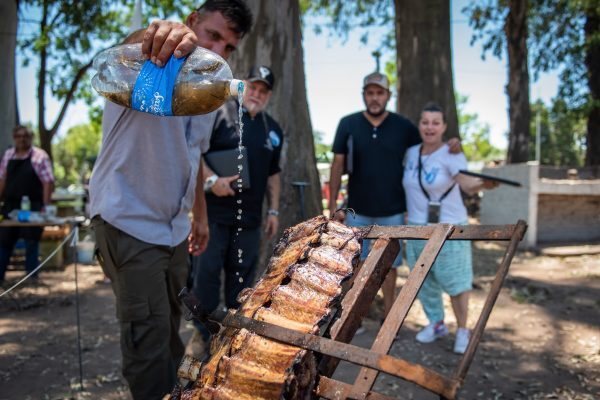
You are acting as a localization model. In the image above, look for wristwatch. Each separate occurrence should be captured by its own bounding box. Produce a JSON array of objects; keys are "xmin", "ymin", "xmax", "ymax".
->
[
  {"xmin": 204, "ymin": 174, "xmax": 219, "ymax": 192},
  {"xmin": 267, "ymin": 209, "xmax": 279, "ymax": 217}
]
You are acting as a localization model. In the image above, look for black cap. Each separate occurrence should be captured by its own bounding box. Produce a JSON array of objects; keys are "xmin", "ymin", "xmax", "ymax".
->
[{"xmin": 246, "ymin": 65, "xmax": 275, "ymax": 90}]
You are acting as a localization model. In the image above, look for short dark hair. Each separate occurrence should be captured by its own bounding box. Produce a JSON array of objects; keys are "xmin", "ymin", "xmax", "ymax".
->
[
  {"xmin": 197, "ymin": 0, "xmax": 253, "ymax": 37},
  {"xmin": 421, "ymin": 102, "xmax": 446, "ymax": 123},
  {"xmin": 13, "ymin": 125, "xmax": 33, "ymax": 136}
]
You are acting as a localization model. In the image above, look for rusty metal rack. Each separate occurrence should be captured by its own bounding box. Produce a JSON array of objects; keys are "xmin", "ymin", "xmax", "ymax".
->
[
  {"xmin": 314, "ymin": 221, "xmax": 528, "ymax": 400},
  {"xmin": 183, "ymin": 221, "xmax": 527, "ymax": 399}
]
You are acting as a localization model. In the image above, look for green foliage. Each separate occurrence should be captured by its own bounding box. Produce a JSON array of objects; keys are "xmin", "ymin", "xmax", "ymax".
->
[
  {"xmin": 384, "ymin": 60, "xmax": 397, "ymax": 89},
  {"xmin": 529, "ymin": 99, "xmax": 586, "ymax": 166},
  {"xmin": 456, "ymin": 94, "xmax": 504, "ymax": 161},
  {"xmin": 463, "ymin": 0, "xmax": 593, "ymax": 110},
  {"xmin": 313, "ymin": 130, "xmax": 332, "ymax": 163},
  {"xmin": 52, "ymin": 122, "xmax": 101, "ymax": 186},
  {"xmin": 302, "ymin": 0, "xmax": 394, "ymax": 49}
]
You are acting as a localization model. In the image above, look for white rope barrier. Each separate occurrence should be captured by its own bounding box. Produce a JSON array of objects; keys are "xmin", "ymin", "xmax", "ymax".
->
[{"xmin": 0, "ymin": 226, "xmax": 78, "ymax": 298}]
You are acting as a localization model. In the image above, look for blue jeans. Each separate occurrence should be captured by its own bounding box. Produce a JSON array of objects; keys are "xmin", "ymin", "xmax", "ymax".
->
[
  {"xmin": 191, "ymin": 222, "xmax": 262, "ymax": 341},
  {"xmin": 346, "ymin": 213, "xmax": 404, "ymax": 267},
  {"xmin": 0, "ymin": 239, "xmax": 40, "ymax": 282}
]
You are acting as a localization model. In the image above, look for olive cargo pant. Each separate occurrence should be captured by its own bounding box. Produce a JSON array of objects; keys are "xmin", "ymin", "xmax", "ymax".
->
[{"xmin": 93, "ymin": 217, "xmax": 188, "ymax": 400}]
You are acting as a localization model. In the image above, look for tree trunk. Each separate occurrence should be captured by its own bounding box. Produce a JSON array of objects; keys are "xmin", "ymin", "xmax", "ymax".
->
[
  {"xmin": 228, "ymin": 0, "xmax": 322, "ymax": 272},
  {"xmin": 395, "ymin": 0, "xmax": 459, "ymax": 139},
  {"xmin": 0, "ymin": 0, "xmax": 19, "ymax": 152},
  {"xmin": 584, "ymin": 4, "xmax": 600, "ymax": 166},
  {"xmin": 505, "ymin": 0, "xmax": 531, "ymax": 164}
]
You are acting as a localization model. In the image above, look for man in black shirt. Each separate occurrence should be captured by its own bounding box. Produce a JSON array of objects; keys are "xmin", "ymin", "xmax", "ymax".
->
[
  {"xmin": 329, "ymin": 72, "xmax": 462, "ymax": 321},
  {"xmin": 189, "ymin": 65, "xmax": 283, "ymax": 354},
  {"xmin": 329, "ymin": 72, "xmax": 420, "ymax": 320}
]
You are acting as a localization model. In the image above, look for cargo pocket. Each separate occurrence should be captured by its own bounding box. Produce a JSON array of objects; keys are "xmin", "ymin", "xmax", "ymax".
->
[{"xmin": 120, "ymin": 301, "xmax": 151, "ymax": 351}]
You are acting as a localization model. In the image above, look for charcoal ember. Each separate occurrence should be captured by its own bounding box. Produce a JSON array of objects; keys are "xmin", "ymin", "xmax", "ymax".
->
[{"xmin": 173, "ymin": 216, "xmax": 362, "ymax": 399}]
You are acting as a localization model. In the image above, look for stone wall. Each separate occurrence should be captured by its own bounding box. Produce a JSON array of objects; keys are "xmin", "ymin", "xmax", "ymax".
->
[
  {"xmin": 480, "ymin": 162, "xmax": 600, "ymax": 248},
  {"xmin": 537, "ymin": 194, "xmax": 600, "ymax": 242}
]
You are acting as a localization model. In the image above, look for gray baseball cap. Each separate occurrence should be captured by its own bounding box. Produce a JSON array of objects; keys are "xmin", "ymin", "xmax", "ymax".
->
[{"xmin": 363, "ymin": 72, "xmax": 390, "ymax": 90}]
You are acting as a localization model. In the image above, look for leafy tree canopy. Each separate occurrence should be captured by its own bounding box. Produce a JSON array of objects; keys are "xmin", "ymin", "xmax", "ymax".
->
[
  {"xmin": 529, "ymin": 99, "xmax": 586, "ymax": 166},
  {"xmin": 456, "ymin": 93, "xmax": 504, "ymax": 161},
  {"xmin": 301, "ymin": 0, "xmax": 394, "ymax": 49},
  {"xmin": 463, "ymin": 0, "xmax": 595, "ymax": 110},
  {"xmin": 52, "ymin": 121, "xmax": 101, "ymax": 186}
]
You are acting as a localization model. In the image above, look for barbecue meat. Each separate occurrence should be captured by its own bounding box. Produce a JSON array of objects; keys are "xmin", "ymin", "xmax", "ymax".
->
[{"xmin": 171, "ymin": 216, "xmax": 362, "ymax": 399}]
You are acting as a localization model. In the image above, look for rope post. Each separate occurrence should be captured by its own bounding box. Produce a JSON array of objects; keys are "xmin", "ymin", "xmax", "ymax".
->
[{"xmin": 70, "ymin": 225, "xmax": 85, "ymax": 391}]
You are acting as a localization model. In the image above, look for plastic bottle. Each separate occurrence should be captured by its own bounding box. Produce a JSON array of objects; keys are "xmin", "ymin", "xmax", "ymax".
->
[
  {"xmin": 18, "ymin": 196, "xmax": 31, "ymax": 222},
  {"xmin": 20, "ymin": 196, "xmax": 31, "ymax": 211},
  {"xmin": 91, "ymin": 43, "xmax": 243, "ymax": 116}
]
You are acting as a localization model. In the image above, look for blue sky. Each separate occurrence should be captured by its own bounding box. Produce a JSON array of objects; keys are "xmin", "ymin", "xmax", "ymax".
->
[{"xmin": 16, "ymin": 0, "xmax": 559, "ymax": 150}]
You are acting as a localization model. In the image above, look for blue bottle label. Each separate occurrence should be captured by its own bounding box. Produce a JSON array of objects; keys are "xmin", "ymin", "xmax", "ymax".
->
[{"xmin": 131, "ymin": 55, "xmax": 187, "ymax": 116}]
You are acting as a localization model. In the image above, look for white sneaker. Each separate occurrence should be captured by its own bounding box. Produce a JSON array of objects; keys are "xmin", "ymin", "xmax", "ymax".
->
[
  {"xmin": 454, "ymin": 328, "xmax": 470, "ymax": 354},
  {"xmin": 415, "ymin": 321, "xmax": 448, "ymax": 343}
]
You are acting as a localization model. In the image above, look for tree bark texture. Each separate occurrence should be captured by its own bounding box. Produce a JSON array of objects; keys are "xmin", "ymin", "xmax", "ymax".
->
[
  {"xmin": 584, "ymin": 4, "xmax": 600, "ymax": 166},
  {"xmin": 0, "ymin": 0, "xmax": 19, "ymax": 152},
  {"xmin": 395, "ymin": 0, "xmax": 459, "ymax": 139},
  {"xmin": 504, "ymin": 0, "xmax": 531, "ymax": 164},
  {"xmin": 227, "ymin": 0, "xmax": 322, "ymax": 272}
]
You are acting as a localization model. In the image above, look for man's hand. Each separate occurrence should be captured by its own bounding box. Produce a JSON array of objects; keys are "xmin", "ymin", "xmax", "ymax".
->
[
  {"xmin": 330, "ymin": 209, "xmax": 346, "ymax": 223},
  {"xmin": 211, "ymin": 175, "xmax": 239, "ymax": 197},
  {"xmin": 447, "ymin": 137, "xmax": 463, "ymax": 154},
  {"xmin": 142, "ymin": 20, "xmax": 199, "ymax": 66},
  {"xmin": 188, "ymin": 219, "xmax": 209, "ymax": 256},
  {"xmin": 264, "ymin": 215, "xmax": 279, "ymax": 240}
]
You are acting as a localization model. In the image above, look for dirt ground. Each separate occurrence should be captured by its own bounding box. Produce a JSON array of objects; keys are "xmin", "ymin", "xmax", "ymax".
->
[{"xmin": 0, "ymin": 240, "xmax": 598, "ymax": 400}]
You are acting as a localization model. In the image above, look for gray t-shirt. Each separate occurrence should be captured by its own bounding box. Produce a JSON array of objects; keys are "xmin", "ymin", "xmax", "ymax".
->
[{"xmin": 89, "ymin": 102, "xmax": 214, "ymax": 246}]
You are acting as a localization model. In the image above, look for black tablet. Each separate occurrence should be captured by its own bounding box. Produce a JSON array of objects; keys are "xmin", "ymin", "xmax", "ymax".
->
[
  {"xmin": 458, "ymin": 170, "xmax": 522, "ymax": 187},
  {"xmin": 204, "ymin": 147, "xmax": 251, "ymax": 189}
]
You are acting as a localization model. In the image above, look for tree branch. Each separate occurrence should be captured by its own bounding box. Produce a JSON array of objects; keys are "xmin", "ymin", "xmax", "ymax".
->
[{"xmin": 49, "ymin": 58, "xmax": 93, "ymax": 136}]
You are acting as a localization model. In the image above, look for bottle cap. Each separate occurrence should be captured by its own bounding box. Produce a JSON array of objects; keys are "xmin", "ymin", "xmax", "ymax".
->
[{"xmin": 230, "ymin": 79, "xmax": 244, "ymax": 97}]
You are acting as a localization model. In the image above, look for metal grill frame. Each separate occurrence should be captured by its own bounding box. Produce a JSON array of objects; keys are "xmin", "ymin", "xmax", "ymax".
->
[{"xmin": 313, "ymin": 221, "xmax": 528, "ymax": 400}]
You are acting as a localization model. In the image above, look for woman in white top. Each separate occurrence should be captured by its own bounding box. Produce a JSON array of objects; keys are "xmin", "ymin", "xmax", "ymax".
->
[{"xmin": 403, "ymin": 103, "xmax": 497, "ymax": 354}]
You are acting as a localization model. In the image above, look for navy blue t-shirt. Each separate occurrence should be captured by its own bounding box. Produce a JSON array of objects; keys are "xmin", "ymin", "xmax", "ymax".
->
[
  {"xmin": 332, "ymin": 112, "xmax": 421, "ymax": 217},
  {"xmin": 206, "ymin": 100, "xmax": 283, "ymax": 228}
]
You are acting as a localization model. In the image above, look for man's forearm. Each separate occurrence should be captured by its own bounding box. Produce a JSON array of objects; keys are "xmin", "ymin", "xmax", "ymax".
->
[
  {"xmin": 43, "ymin": 182, "xmax": 53, "ymax": 206},
  {"xmin": 266, "ymin": 173, "xmax": 281, "ymax": 211},
  {"xmin": 328, "ymin": 158, "xmax": 344, "ymax": 211},
  {"xmin": 193, "ymin": 163, "xmax": 208, "ymax": 221}
]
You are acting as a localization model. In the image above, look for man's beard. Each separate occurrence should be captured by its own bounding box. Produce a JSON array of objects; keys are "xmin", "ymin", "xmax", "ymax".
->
[
  {"xmin": 245, "ymin": 101, "xmax": 263, "ymax": 116},
  {"xmin": 366, "ymin": 105, "xmax": 386, "ymax": 117}
]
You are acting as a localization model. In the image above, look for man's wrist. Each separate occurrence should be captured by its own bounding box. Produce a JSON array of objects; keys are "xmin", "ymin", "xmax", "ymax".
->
[
  {"xmin": 203, "ymin": 174, "xmax": 218, "ymax": 192},
  {"xmin": 267, "ymin": 209, "xmax": 279, "ymax": 217}
]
